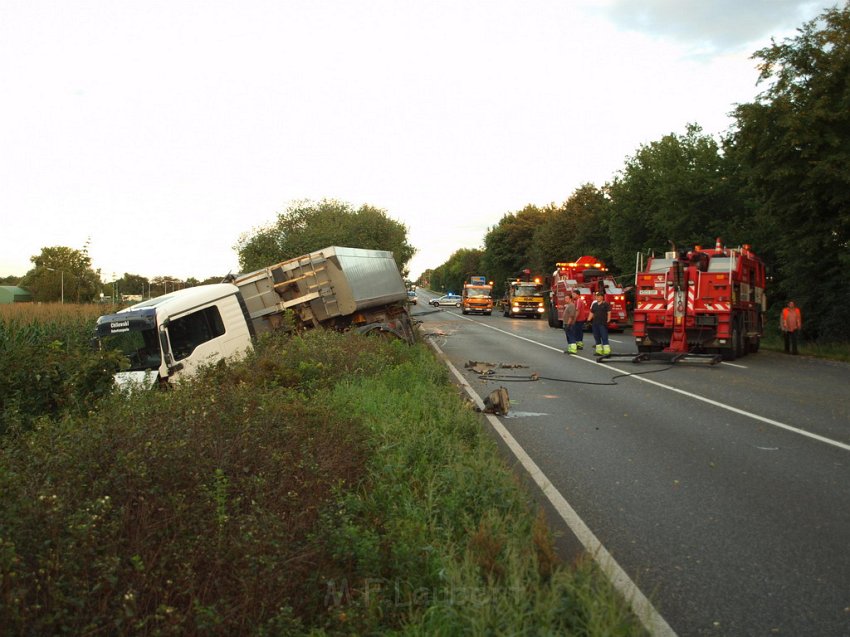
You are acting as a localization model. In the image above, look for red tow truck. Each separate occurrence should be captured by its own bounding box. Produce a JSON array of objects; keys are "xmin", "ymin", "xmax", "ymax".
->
[
  {"xmin": 631, "ymin": 239, "xmax": 766, "ymax": 362},
  {"xmin": 547, "ymin": 256, "xmax": 628, "ymax": 330}
]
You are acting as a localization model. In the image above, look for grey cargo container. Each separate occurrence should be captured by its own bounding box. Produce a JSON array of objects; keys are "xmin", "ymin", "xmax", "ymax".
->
[{"xmin": 234, "ymin": 246, "xmax": 413, "ymax": 340}]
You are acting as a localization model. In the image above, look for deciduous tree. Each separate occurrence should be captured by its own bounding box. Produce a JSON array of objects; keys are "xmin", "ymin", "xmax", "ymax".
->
[
  {"xmin": 429, "ymin": 248, "xmax": 485, "ymax": 293},
  {"xmin": 607, "ymin": 124, "xmax": 742, "ymax": 275},
  {"xmin": 20, "ymin": 246, "xmax": 102, "ymax": 303},
  {"xmin": 481, "ymin": 205, "xmax": 547, "ymax": 296},
  {"xmin": 236, "ymin": 199, "xmax": 415, "ymax": 274},
  {"xmin": 728, "ymin": 3, "xmax": 850, "ymax": 340},
  {"xmin": 530, "ymin": 184, "xmax": 613, "ymax": 276}
]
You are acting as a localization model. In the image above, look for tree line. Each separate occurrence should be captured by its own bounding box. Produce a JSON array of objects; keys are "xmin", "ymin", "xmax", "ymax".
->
[
  {"xmin": 2, "ymin": 244, "xmax": 224, "ymax": 305},
  {"xmin": 426, "ymin": 5, "xmax": 850, "ymax": 342}
]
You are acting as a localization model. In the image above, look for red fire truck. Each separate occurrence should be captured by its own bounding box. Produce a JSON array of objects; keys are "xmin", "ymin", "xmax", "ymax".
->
[
  {"xmin": 631, "ymin": 239, "xmax": 766, "ymax": 361},
  {"xmin": 547, "ymin": 256, "xmax": 628, "ymax": 330}
]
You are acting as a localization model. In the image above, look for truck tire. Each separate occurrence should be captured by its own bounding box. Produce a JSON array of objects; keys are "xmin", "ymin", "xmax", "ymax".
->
[
  {"xmin": 722, "ymin": 325, "xmax": 739, "ymax": 361},
  {"xmin": 547, "ymin": 302, "xmax": 558, "ymax": 327},
  {"xmin": 733, "ymin": 316, "xmax": 747, "ymax": 359},
  {"xmin": 737, "ymin": 324, "xmax": 748, "ymax": 359}
]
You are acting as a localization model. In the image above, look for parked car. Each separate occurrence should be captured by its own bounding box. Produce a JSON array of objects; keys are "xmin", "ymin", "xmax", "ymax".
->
[
  {"xmin": 407, "ymin": 290, "xmax": 418, "ymax": 304},
  {"xmin": 430, "ymin": 294, "xmax": 462, "ymax": 307}
]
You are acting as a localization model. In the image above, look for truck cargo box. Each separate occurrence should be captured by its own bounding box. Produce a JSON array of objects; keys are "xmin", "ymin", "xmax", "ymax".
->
[{"xmin": 235, "ymin": 246, "xmax": 408, "ymax": 333}]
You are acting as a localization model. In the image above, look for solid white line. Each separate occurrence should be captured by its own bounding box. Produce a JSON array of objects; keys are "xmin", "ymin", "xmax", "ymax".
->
[
  {"xmin": 428, "ymin": 338, "xmax": 677, "ymax": 637},
  {"xmin": 457, "ymin": 316, "xmax": 850, "ymax": 453}
]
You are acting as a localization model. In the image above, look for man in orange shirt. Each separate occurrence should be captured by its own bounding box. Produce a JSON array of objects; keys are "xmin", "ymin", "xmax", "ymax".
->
[{"xmin": 781, "ymin": 300, "xmax": 802, "ymax": 355}]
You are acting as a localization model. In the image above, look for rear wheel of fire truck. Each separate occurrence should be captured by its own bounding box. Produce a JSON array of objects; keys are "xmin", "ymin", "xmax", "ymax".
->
[
  {"xmin": 722, "ymin": 323, "xmax": 741, "ymax": 361},
  {"xmin": 735, "ymin": 317, "xmax": 748, "ymax": 359}
]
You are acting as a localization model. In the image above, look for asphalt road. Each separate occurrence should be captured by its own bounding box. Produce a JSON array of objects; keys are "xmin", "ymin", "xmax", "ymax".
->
[{"xmin": 411, "ymin": 294, "xmax": 850, "ymax": 637}]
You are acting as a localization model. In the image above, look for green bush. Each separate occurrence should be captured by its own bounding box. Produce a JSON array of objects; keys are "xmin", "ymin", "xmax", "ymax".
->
[{"xmin": 0, "ymin": 339, "xmax": 371, "ymax": 634}]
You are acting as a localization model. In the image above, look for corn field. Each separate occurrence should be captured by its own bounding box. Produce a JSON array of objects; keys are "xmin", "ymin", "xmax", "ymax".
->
[{"xmin": 0, "ymin": 303, "xmax": 124, "ymax": 433}]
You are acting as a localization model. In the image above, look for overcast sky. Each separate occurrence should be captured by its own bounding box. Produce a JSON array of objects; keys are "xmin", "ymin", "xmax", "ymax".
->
[{"xmin": 0, "ymin": 0, "xmax": 829, "ymax": 281}]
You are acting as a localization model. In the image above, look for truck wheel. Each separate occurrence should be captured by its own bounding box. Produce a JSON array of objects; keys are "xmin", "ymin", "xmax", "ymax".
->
[
  {"xmin": 722, "ymin": 325, "xmax": 739, "ymax": 361},
  {"xmin": 547, "ymin": 303, "xmax": 557, "ymax": 327},
  {"xmin": 737, "ymin": 325, "xmax": 748, "ymax": 359}
]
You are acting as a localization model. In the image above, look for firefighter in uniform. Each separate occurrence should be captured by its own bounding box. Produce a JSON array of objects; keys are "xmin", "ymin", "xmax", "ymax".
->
[
  {"xmin": 562, "ymin": 294, "xmax": 577, "ymax": 354},
  {"xmin": 573, "ymin": 291, "xmax": 588, "ymax": 350},
  {"xmin": 590, "ymin": 291, "xmax": 612, "ymax": 356}
]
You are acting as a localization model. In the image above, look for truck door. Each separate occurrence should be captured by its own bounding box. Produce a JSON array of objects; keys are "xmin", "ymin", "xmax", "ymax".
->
[{"xmin": 161, "ymin": 297, "xmax": 251, "ymax": 380}]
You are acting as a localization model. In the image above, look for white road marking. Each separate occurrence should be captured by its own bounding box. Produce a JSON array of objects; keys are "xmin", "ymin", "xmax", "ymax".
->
[
  {"xmin": 428, "ymin": 337, "xmax": 678, "ymax": 637},
  {"xmin": 453, "ymin": 314, "xmax": 850, "ymax": 453}
]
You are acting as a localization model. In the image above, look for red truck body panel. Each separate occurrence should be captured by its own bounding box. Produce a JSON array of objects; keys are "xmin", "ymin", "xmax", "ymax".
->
[
  {"xmin": 631, "ymin": 240, "xmax": 766, "ymax": 359},
  {"xmin": 548, "ymin": 256, "xmax": 627, "ymax": 330}
]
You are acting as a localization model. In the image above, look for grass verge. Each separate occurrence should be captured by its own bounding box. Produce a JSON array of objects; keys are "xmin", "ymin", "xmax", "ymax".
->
[{"xmin": 1, "ymin": 330, "xmax": 645, "ymax": 635}]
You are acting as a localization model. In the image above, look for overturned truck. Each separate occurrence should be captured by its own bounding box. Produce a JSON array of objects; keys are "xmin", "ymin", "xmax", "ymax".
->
[{"xmin": 95, "ymin": 246, "xmax": 415, "ymax": 388}]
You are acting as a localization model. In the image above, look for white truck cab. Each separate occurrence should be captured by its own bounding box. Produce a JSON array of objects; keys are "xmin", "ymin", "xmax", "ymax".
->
[{"xmin": 95, "ymin": 284, "xmax": 254, "ymax": 389}]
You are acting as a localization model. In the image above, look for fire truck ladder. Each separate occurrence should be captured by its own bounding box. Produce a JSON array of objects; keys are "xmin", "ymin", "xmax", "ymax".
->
[{"xmin": 597, "ymin": 262, "xmax": 721, "ymax": 365}]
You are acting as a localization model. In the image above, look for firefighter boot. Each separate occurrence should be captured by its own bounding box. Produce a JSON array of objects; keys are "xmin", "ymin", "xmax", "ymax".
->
[
  {"xmin": 568, "ymin": 343, "xmax": 578, "ymax": 355},
  {"xmin": 595, "ymin": 344, "xmax": 604, "ymax": 355},
  {"xmin": 602, "ymin": 344, "xmax": 611, "ymax": 355},
  {"xmin": 576, "ymin": 342, "xmax": 584, "ymax": 350}
]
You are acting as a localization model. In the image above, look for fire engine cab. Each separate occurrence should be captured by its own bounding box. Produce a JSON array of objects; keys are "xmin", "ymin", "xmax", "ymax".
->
[
  {"xmin": 547, "ymin": 256, "xmax": 627, "ymax": 330},
  {"xmin": 632, "ymin": 239, "xmax": 766, "ymax": 361}
]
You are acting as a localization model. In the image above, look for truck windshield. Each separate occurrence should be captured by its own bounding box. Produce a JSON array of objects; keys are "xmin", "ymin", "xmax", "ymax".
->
[
  {"xmin": 514, "ymin": 285, "xmax": 542, "ymax": 296},
  {"xmin": 100, "ymin": 328, "xmax": 162, "ymax": 372},
  {"xmin": 466, "ymin": 288, "xmax": 491, "ymax": 298}
]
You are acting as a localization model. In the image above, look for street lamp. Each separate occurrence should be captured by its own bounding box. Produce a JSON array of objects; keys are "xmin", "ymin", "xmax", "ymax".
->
[{"xmin": 44, "ymin": 266, "xmax": 64, "ymax": 304}]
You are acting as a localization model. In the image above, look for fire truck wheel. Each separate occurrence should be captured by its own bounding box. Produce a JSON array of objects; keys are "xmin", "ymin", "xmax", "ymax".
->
[
  {"xmin": 738, "ymin": 327, "xmax": 750, "ymax": 358},
  {"xmin": 723, "ymin": 325, "xmax": 739, "ymax": 361},
  {"xmin": 734, "ymin": 319, "xmax": 747, "ymax": 359}
]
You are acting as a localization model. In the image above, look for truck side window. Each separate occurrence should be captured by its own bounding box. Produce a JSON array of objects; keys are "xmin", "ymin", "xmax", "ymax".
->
[{"xmin": 169, "ymin": 306, "xmax": 226, "ymax": 361}]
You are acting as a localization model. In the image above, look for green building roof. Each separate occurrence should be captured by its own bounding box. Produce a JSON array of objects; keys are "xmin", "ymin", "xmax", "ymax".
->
[{"xmin": 0, "ymin": 286, "xmax": 33, "ymax": 303}]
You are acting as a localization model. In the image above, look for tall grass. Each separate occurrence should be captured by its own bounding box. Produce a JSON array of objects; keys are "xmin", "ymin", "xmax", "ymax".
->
[
  {"xmin": 315, "ymin": 342, "xmax": 644, "ymax": 635},
  {"xmin": 760, "ymin": 325, "xmax": 850, "ymax": 362}
]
